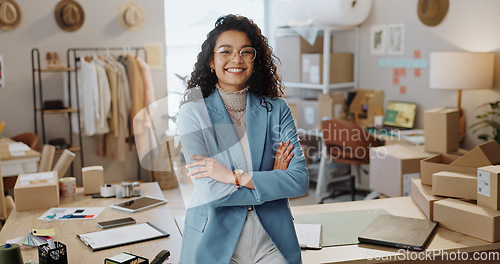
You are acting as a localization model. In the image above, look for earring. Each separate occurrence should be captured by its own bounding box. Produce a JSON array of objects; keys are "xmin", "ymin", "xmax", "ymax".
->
[{"xmin": 211, "ymin": 68, "xmax": 214, "ymax": 73}]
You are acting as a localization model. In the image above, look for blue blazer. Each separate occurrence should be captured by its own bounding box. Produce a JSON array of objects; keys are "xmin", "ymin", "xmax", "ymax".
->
[{"xmin": 178, "ymin": 89, "xmax": 309, "ymax": 264}]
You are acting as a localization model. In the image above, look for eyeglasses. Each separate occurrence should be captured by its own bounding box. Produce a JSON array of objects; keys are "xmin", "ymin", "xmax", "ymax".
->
[{"xmin": 214, "ymin": 47, "xmax": 257, "ymax": 62}]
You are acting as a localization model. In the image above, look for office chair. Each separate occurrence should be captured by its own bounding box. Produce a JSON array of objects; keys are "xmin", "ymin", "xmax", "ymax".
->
[
  {"xmin": 319, "ymin": 118, "xmax": 381, "ymax": 202},
  {"xmin": 11, "ymin": 132, "xmax": 39, "ymax": 150}
]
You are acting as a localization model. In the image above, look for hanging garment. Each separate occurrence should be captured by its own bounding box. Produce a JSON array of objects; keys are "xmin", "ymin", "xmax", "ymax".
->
[
  {"xmin": 93, "ymin": 55, "xmax": 111, "ymax": 135},
  {"xmin": 137, "ymin": 57, "xmax": 156, "ymax": 105}
]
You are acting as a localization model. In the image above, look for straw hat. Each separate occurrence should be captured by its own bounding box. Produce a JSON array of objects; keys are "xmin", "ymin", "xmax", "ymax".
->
[
  {"xmin": 0, "ymin": 0, "xmax": 22, "ymax": 31},
  {"xmin": 118, "ymin": 2, "xmax": 145, "ymax": 32},
  {"xmin": 55, "ymin": 0, "xmax": 85, "ymax": 32},
  {"xmin": 417, "ymin": 0, "xmax": 449, "ymax": 27}
]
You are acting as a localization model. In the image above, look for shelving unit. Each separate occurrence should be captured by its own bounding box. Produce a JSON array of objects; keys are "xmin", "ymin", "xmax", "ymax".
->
[
  {"xmin": 279, "ymin": 26, "xmax": 360, "ymax": 201},
  {"xmin": 31, "ymin": 48, "xmax": 84, "ymax": 175},
  {"xmin": 283, "ymin": 26, "xmax": 359, "ymax": 94}
]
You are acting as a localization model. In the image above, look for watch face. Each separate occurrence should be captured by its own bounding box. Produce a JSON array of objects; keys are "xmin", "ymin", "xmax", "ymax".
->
[{"xmin": 235, "ymin": 169, "xmax": 243, "ymax": 174}]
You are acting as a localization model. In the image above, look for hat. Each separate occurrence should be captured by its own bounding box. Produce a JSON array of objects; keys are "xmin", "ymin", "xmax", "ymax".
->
[
  {"xmin": 417, "ymin": 0, "xmax": 449, "ymax": 27},
  {"xmin": 118, "ymin": 2, "xmax": 145, "ymax": 32},
  {"xmin": 54, "ymin": 0, "xmax": 85, "ymax": 32},
  {"xmin": 0, "ymin": 0, "xmax": 22, "ymax": 31}
]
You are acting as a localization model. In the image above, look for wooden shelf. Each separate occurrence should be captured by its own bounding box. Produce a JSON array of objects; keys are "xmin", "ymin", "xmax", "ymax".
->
[
  {"xmin": 55, "ymin": 146, "xmax": 81, "ymax": 154},
  {"xmin": 37, "ymin": 108, "xmax": 79, "ymax": 114},
  {"xmin": 284, "ymin": 81, "xmax": 355, "ymax": 90},
  {"xmin": 34, "ymin": 67, "xmax": 75, "ymax": 72}
]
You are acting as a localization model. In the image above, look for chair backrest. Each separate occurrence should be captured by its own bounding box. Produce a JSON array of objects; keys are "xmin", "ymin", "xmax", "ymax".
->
[
  {"xmin": 11, "ymin": 132, "xmax": 39, "ymax": 150},
  {"xmin": 321, "ymin": 119, "xmax": 380, "ymax": 164}
]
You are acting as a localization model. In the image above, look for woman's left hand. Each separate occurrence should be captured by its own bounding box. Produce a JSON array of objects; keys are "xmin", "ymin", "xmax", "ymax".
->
[{"xmin": 186, "ymin": 155, "xmax": 235, "ymax": 184}]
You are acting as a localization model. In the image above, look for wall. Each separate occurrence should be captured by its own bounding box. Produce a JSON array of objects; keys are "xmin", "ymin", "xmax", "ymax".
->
[
  {"xmin": 0, "ymin": 0, "xmax": 167, "ymax": 184},
  {"xmin": 269, "ymin": 0, "xmax": 500, "ymax": 149}
]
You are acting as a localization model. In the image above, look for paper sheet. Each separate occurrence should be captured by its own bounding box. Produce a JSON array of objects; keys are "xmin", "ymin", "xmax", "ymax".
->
[
  {"xmin": 78, "ymin": 222, "xmax": 169, "ymax": 251},
  {"xmin": 294, "ymin": 223, "xmax": 322, "ymax": 249},
  {"xmin": 38, "ymin": 207, "xmax": 105, "ymax": 220}
]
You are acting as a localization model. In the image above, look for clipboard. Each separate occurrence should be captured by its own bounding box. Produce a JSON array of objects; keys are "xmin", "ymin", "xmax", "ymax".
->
[{"xmin": 77, "ymin": 222, "xmax": 169, "ymax": 251}]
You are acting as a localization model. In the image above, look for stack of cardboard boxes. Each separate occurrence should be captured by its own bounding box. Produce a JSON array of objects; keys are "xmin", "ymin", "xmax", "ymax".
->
[{"xmin": 412, "ymin": 140, "xmax": 500, "ymax": 242}]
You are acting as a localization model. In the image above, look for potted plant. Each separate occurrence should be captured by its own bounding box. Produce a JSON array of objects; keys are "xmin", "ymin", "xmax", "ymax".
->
[{"xmin": 470, "ymin": 100, "xmax": 500, "ymax": 144}]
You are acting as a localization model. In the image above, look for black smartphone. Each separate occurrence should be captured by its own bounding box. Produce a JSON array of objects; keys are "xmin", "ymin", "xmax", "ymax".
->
[{"xmin": 97, "ymin": 217, "xmax": 136, "ymax": 229}]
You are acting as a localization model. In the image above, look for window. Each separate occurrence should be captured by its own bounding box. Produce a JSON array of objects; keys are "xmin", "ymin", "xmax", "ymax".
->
[{"xmin": 164, "ymin": 0, "xmax": 266, "ymax": 130}]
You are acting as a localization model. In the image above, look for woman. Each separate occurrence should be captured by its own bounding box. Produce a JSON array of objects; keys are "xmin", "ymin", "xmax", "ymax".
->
[{"xmin": 178, "ymin": 14, "xmax": 309, "ymax": 264}]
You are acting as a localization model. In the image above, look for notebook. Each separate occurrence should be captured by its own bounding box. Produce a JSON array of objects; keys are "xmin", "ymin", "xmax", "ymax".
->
[
  {"xmin": 358, "ymin": 214, "xmax": 438, "ymax": 251},
  {"xmin": 294, "ymin": 223, "xmax": 322, "ymax": 249}
]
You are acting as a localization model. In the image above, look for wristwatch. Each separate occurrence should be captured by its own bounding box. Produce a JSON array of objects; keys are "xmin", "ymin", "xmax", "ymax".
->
[{"xmin": 234, "ymin": 169, "xmax": 243, "ymax": 189}]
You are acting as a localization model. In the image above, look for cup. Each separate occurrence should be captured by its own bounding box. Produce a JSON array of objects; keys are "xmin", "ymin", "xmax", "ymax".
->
[
  {"xmin": 121, "ymin": 182, "xmax": 134, "ymax": 198},
  {"xmin": 59, "ymin": 177, "xmax": 76, "ymax": 196}
]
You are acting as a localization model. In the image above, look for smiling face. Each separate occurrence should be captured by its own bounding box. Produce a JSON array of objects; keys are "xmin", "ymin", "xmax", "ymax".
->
[{"xmin": 209, "ymin": 30, "xmax": 254, "ymax": 92}]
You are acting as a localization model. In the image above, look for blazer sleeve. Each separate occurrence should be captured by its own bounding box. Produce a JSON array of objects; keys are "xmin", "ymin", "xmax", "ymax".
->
[
  {"xmin": 250, "ymin": 99, "xmax": 309, "ymax": 202},
  {"xmin": 178, "ymin": 102, "xmax": 266, "ymax": 208}
]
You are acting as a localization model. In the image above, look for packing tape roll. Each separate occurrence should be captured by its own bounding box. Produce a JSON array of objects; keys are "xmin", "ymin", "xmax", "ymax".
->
[
  {"xmin": 101, "ymin": 184, "xmax": 116, "ymax": 197},
  {"xmin": 0, "ymin": 244, "xmax": 23, "ymax": 264},
  {"xmin": 59, "ymin": 177, "xmax": 76, "ymax": 196}
]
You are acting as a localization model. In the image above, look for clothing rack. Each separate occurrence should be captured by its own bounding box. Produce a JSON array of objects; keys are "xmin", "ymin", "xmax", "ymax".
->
[{"xmin": 67, "ymin": 47, "xmax": 148, "ymax": 180}]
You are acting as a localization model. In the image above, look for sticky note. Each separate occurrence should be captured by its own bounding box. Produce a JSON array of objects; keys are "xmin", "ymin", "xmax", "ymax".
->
[
  {"xmin": 400, "ymin": 85, "xmax": 407, "ymax": 94},
  {"xmin": 400, "ymin": 68, "xmax": 406, "ymax": 76},
  {"xmin": 414, "ymin": 68, "xmax": 421, "ymax": 77},
  {"xmin": 393, "ymin": 76, "xmax": 399, "ymax": 85},
  {"xmin": 414, "ymin": 50, "xmax": 421, "ymax": 58}
]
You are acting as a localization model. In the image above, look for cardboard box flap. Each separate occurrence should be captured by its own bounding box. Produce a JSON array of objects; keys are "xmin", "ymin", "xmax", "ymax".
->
[
  {"xmin": 451, "ymin": 141, "xmax": 500, "ymax": 167},
  {"xmin": 421, "ymin": 153, "xmax": 462, "ymax": 165},
  {"xmin": 15, "ymin": 171, "xmax": 58, "ymax": 188}
]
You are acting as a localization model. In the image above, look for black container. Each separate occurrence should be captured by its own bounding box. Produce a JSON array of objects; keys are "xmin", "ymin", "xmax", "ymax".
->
[{"xmin": 38, "ymin": 241, "xmax": 68, "ymax": 264}]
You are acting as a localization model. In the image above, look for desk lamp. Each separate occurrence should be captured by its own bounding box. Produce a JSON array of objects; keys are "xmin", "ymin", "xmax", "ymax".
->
[{"xmin": 429, "ymin": 51, "xmax": 494, "ymax": 138}]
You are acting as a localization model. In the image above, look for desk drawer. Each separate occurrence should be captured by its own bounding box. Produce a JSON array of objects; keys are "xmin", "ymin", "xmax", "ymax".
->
[{"xmin": 1, "ymin": 157, "xmax": 39, "ymax": 177}]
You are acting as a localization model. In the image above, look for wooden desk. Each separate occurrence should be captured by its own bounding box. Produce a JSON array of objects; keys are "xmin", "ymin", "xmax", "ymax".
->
[
  {"xmin": 293, "ymin": 197, "xmax": 500, "ymax": 263},
  {"xmin": 0, "ymin": 182, "xmax": 182, "ymax": 263}
]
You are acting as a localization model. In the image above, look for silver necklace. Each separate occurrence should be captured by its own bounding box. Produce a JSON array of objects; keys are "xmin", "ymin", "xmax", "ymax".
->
[{"xmin": 227, "ymin": 111, "xmax": 245, "ymax": 127}]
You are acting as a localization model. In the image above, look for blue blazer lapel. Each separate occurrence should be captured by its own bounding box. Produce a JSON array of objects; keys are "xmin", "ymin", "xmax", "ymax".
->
[
  {"xmin": 205, "ymin": 91, "xmax": 248, "ymax": 172},
  {"xmin": 246, "ymin": 92, "xmax": 268, "ymax": 172}
]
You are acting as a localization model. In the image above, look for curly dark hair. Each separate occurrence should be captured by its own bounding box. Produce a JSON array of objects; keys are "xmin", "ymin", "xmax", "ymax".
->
[{"xmin": 182, "ymin": 14, "xmax": 283, "ymax": 111}]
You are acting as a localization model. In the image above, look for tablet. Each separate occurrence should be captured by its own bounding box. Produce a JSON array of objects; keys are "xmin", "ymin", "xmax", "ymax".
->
[{"xmin": 110, "ymin": 196, "xmax": 168, "ymax": 213}]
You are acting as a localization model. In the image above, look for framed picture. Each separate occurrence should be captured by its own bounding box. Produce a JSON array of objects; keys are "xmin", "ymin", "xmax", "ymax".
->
[
  {"xmin": 0, "ymin": 55, "xmax": 4, "ymax": 88},
  {"xmin": 370, "ymin": 25, "xmax": 386, "ymax": 55},
  {"xmin": 387, "ymin": 24, "xmax": 405, "ymax": 55}
]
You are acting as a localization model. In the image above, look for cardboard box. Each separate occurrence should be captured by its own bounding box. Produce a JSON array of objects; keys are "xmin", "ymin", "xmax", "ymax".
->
[
  {"xmin": 14, "ymin": 171, "xmax": 59, "ymax": 211},
  {"xmin": 317, "ymin": 92, "xmax": 345, "ymax": 124},
  {"xmin": 82, "ymin": 166, "xmax": 104, "ymax": 195},
  {"xmin": 410, "ymin": 178, "xmax": 443, "ymax": 220},
  {"xmin": 434, "ymin": 199, "xmax": 500, "ymax": 242},
  {"xmin": 452, "ymin": 140, "xmax": 500, "ymax": 167},
  {"xmin": 477, "ymin": 165, "xmax": 500, "ymax": 210},
  {"xmin": 420, "ymin": 154, "xmax": 474, "ymax": 186},
  {"xmin": 299, "ymin": 99, "xmax": 320, "ymax": 130},
  {"xmin": 432, "ymin": 171, "xmax": 477, "ymax": 200},
  {"xmin": 286, "ymin": 97, "xmax": 302, "ymax": 128},
  {"xmin": 275, "ymin": 35, "xmax": 329, "ymax": 82},
  {"xmin": 348, "ymin": 89, "xmax": 384, "ymax": 128},
  {"xmin": 301, "ymin": 53, "xmax": 354, "ymax": 84},
  {"xmin": 424, "ymin": 108, "xmax": 459, "ymax": 153},
  {"xmin": 421, "ymin": 141, "xmax": 500, "ymax": 185},
  {"xmin": 370, "ymin": 144, "xmax": 432, "ymax": 197}
]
